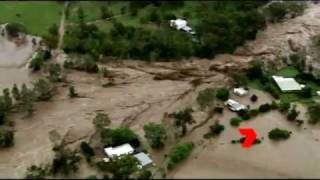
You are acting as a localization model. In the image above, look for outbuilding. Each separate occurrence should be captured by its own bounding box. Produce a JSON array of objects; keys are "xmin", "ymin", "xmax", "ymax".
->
[{"xmin": 133, "ymin": 152, "xmax": 154, "ymax": 169}]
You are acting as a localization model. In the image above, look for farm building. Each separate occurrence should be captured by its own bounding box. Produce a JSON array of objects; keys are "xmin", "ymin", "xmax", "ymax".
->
[{"xmin": 133, "ymin": 152, "xmax": 154, "ymax": 168}]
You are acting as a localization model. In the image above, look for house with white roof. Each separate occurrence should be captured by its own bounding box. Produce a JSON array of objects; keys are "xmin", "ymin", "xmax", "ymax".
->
[
  {"xmin": 272, "ymin": 76, "xmax": 304, "ymax": 92},
  {"xmin": 104, "ymin": 143, "xmax": 134, "ymax": 159}
]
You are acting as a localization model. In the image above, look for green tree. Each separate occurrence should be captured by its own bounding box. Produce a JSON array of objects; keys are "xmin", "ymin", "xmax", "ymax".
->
[
  {"xmin": 0, "ymin": 129, "xmax": 14, "ymax": 148},
  {"xmin": 29, "ymin": 56, "xmax": 44, "ymax": 72},
  {"xmin": 107, "ymin": 155, "xmax": 139, "ymax": 179},
  {"xmin": 48, "ymin": 63, "xmax": 63, "ymax": 82},
  {"xmin": 300, "ymin": 86, "xmax": 312, "ymax": 98},
  {"xmin": 80, "ymin": 141, "xmax": 95, "ymax": 162},
  {"xmin": 2, "ymin": 88, "xmax": 12, "ymax": 111},
  {"xmin": 25, "ymin": 165, "xmax": 48, "ymax": 179},
  {"xmin": 93, "ymin": 112, "xmax": 110, "ymax": 130},
  {"xmin": 143, "ymin": 122, "xmax": 166, "ymax": 149},
  {"xmin": 209, "ymin": 121, "xmax": 225, "ymax": 136},
  {"xmin": 171, "ymin": 108, "xmax": 194, "ymax": 136},
  {"xmin": 216, "ymin": 88, "xmax": 229, "ymax": 101},
  {"xmin": 48, "ymin": 23, "xmax": 58, "ymax": 36},
  {"xmin": 100, "ymin": 6, "xmax": 113, "ymax": 19},
  {"xmin": 233, "ymin": 73, "xmax": 248, "ymax": 87},
  {"xmin": 51, "ymin": 147, "xmax": 81, "ymax": 175},
  {"xmin": 11, "ymin": 84, "xmax": 21, "ymax": 101},
  {"xmin": 33, "ymin": 79, "xmax": 53, "ymax": 101},
  {"xmin": 77, "ymin": 7, "xmax": 85, "ymax": 23},
  {"xmin": 100, "ymin": 128, "xmax": 140, "ymax": 147},
  {"xmin": 5, "ymin": 22, "xmax": 27, "ymax": 37},
  {"xmin": 196, "ymin": 88, "xmax": 215, "ymax": 110},
  {"xmin": 246, "ymin": 59, "xmax": 264, "ymax": 80},
  {"xmin": 278, "ymin": 99, "xmax": 290, "ymax": 113},
  {"xmin": 287, "ymin": 105, "xmax": 300, "ymax": 121},
  {"xmin": 20, "ymin": 84, "xmax": 34, "ymax": 115},
  {"xmin": 167, "ymin": 142, "xmax": 194, "ymax": 170}
]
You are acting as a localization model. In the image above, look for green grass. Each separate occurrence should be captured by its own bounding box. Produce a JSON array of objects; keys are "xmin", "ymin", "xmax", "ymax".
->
[
  {"xmin": 274, "ymin": 67, "xmax": 300, "ymax": 78},
  {"xmin": 0, "ymin": 1, "xmax": 63, "ymax": 36}
]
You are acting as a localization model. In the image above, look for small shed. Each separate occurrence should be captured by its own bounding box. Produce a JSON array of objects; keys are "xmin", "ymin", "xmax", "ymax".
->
[
  {"xmin": 133, "ymin": 152, "xmax": 153, "ymax": 168},
  {"xmin": 104, "ymin": 143, "xmax": 134, "ymax": 159},
  {"xmin": 169, "ymin": 19, "xmax": 195, "ymax": 34}
]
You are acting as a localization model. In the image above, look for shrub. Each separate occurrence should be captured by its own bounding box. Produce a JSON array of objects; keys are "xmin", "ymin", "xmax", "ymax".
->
[
  {"xmin": 230, "ymin": 117, "xmax": 242, "ymax": 127},
  {"xmin": 233, "ymin": 73, "xmax": 248, "ymax": 87},
  {"xmin": 250, "ymin": 94, "xmax": 258, "ymax": 102},
  {"xmin": 143, "ymin": 122, "xmax": 167, "ymax": 149},
  {"xmin": 196, "ymin": 88, "xmax": 215, "ymax": 109},
  {"xmin": 246, "ymin": 59, "xmax": 264, "ymax": 80},
  {"xmin": 171, "ymin": 108, "xmax": 194, "ymax": 136},
  {"xmin": 25, "ymin": 165, "xmax": 48, "ymax": 179},
  {"xmin": 259, "ymin": 103, "xmax": 271, "ymax": 113},
  {"xmin": 216, "ymin": 88, "xmax": 229, "ymax": 101},
  {"xmin": 167, "ymin": 142, "xmax": 194, "ymax": 170},
  {"xmin": 48, "ymin": 63, "xmax": 63, "ymax": 82},
  {"xmin": 268, "ymin": 128, "xmax": 291, "ymax": 140},
  {"xmin": 11, "ymin": 83, "xmax": 21, "ymax": 101}
]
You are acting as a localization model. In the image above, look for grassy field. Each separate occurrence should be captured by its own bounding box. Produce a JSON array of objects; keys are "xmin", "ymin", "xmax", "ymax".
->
[
  {"xmin": 274, "ymin": 66, "xmax": 300, "ymax": 77},
  {"xmin": 0, "ymin": 1, "xmax": 63, "ymax": 36}
]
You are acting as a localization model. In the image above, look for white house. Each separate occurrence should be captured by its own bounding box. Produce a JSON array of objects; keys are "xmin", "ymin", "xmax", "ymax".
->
[
  {"xmin": 224, "ymin": 99, "xmax": 247, "ymax": 112},
  {"xmin": 272, "ymin": 76, "xmax": 303, "ymax": 92},
  {"xmin": 104, "ymin": 143, "xmax": 134, "ymax": 159},
  {"xmin": 133, "ymin": 152, "xmax": 154, "ymax": 169},
  {"xmin": 233, "ymin": 87, "xmax": 248, "ymax": 96},
  {"xmin": 169, "ymin": 19, "xmax": 195, "ymax": 34}
]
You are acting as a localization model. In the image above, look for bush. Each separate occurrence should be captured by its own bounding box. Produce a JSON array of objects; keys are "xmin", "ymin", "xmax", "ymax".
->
[
  {"xmin": 25, "ymin": 165, "xmax": 48, "ymax": 179},
  {"xmin": 100, "ymin": 127, "xmax": 140, "ymax": 147},
  {"xmin": 230, "ymin": 117, "xmax": 242, "ymax": 127},
  {"xmin": 250, "ymin": 94, "xmax": 258, "ymax": 102},
  {"xmin": 197, "ymin": 88, "xmax": 216, "ymax": 110},
  {"xmin": 259, "ymin": 103, "xmax": 271, "ymax": 113},
  {"xmin": 51, "ymin": 148, "xmax": 81, "ymax": 175},
  {"xmin": 233, "ymin": 73, "xmax": 248, "ymax": 87},
  {"xmin": 68, "ymin": 86, "xmax": 78, "ymax": 98},
  {"xmin": 167, "ymin": 142, "xmax": 194, "ymax": 170},
  {"xmin": 268, "ymin": 128, "xmax": 291, "ymax": 140},
  {"xmin": 270, "ymin": 101, "xmax": 279, "ymax": 110},
  {"xmin": 171, "ymin": 108, "xmax": 194, "ymax": 136},
  {"xmin": 246, "ymin": 59, "xmax": 264, "ymax": 80},
  {"xmin": 48, "ymin": 63, "xmax": 63, "ymax": 82},
  {"xmin": 215, "ymin": 88, "xmax": 229, "ymax": 101},
  {"xmin": 143, "ymin": 122, "xmax": 166, "ymax": 149}
]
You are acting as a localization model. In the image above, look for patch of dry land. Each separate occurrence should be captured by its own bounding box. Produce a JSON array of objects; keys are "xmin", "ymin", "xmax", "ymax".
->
[{"xmin": 2, "ymin": 2, "xmax": 320, "ymax": 179}]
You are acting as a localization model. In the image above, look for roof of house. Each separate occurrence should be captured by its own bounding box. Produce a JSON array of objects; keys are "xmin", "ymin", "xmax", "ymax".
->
[
  {"xmin": 104, "ymin": 143, "xmax": 134, "ymax": 158},
  {"xmin": 133, "ymin": 152, "xmax": 153, "ymax": 167},
  {"xmin": 272, "ymin": 76, "xmax": 303, "ymax": 91}
]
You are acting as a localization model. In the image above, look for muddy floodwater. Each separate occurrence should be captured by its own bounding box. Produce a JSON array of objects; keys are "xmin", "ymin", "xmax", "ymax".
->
[{"xmin": 0, "ymin": 35, "xmax": 37, "ymax": 91}]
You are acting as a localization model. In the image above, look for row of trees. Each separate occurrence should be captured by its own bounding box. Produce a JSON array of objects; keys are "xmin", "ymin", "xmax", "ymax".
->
[{"xmin": 62, "ymin": 2, "xmax": 267, "ymax": 61}]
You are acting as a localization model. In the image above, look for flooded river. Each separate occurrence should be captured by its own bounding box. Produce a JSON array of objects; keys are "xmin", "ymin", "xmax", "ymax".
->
[{"xmin": 0, "ymin": 31, "xmax": 38, "ymax": 91}]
